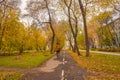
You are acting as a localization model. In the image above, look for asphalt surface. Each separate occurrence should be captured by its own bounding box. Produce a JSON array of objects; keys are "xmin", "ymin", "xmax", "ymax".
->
[{"xmin": 21, "ymin": 51, "xmax": 92, "ymax": 80}]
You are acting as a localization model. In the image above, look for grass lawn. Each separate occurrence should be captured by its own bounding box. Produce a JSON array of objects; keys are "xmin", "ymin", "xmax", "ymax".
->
[
  {"xmin": 0, "ymin": 52, "xmax": 55, "ymax": 68},
  {"xmin": 68, "ymin": 51, "xmax": 120, "ymax": 80},
  {"xmin": 0, "ymin": 70, "xmax": 23, "ymax": 80}
]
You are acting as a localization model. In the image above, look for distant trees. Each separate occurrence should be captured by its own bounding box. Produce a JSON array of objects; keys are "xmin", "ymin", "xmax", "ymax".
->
[
  {"xmin": 0, "ymin": 0, "xmax": 47, "ymax": 55},
  {"xmin": 26, "ymin": 0, "xmax": 56, "ymax": 53},
  {"xmin": 0, "ymin": 0, "xmax": 120, "ymax": 56},
  {"xmin": 61, "ymin": 0, "xmax": 80, "ymax": 55},
  {"xmin": 88, "ymin": 10, "xmax": 120, "ymax": 49}
]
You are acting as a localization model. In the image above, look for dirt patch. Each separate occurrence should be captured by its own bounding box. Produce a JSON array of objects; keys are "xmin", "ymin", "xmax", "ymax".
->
[{"xmin": 13, "ymin": 56, "xmax": 23, "ymax": 60}]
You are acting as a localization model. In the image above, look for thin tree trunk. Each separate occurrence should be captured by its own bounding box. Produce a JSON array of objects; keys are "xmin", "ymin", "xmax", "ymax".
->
[
  {"xmin": 65, "ymin": 0, "xmax": 80, "ymax": 55},
  {"xmin": 68, "ymin": 0, "xmax": 80, "ymax": 55},
  {"xmin": 68, "ymin": 37, "xmax": 74, "ymax": 51},
  {"xmin": 97, "ymin": 31, "xmax": 102, "ymax": 48},
  {"xmin": 106, "ymin": 26, "xmax": 114, "ymax": 47},
  {"xmin": 101, "ymin": 27, "xmax": 104, "ymax": 48},
  {"xmin": 73, "ymin": 14, "xmax": 80, "ymax": 55},
  {"xmin": 72, "ymin": 7, "xmax": 81, "ymax": 55},
  {"xmin": 45, "ymin": 0, "xmax": 55, "ymax": 53},
  {"xmin": 112, "ymin": 23, "xmax": 120, "ymax": 47}
]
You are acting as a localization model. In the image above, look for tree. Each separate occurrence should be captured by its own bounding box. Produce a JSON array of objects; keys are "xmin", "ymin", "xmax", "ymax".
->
[
  {"xmin": 78, "ymin": 0, "xmax": 90, "ymax": 57},
  {"xmin": 53, "ymin": 21, "xmax": 66, "ymax": 49},
  {"xmin": 94, "ymin": 11, "xmax": 114, "ymax": 48},
  {"xmin": 26, "ymin": 0, "xmax": 55, "ymax": 53},
  {"xmin": 29, "ymin": 25, "xmax": 46, "ymax": 51},
  {"xmin": 77, "ymin": 31, "xmax": 85, "ymax": 49},
  {"xmin": 0, "ymin": 0, "xmax": 22, "ymax": 54},
  {"xmin": 0, "ymin": 8, "xmax": 27, "ymax": 54},
  {"xmin": 44, "ymin": 0, "xmax": 55, "ymax": 53},
  {"xmin": 62, "ymin": 0, "xmax": 80, "ymax": 55},
  {"xmin": 0, "ymin": 0, "xmax": 14, "ymax": 51}
]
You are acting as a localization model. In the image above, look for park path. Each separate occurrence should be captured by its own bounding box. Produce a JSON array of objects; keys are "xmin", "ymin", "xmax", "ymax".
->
[
  {"xmin": 20, "ymin": 51, "xmax": 92, "ymax": 80},
  {"xmin": 80, "ymin": 50, "xmax": 120, "ymax": 56}
]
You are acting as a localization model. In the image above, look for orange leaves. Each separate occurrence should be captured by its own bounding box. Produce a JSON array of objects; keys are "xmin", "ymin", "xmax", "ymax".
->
[
  {"xmin": 68, "ymin": 51, "xmax": 120, "ymax": 79},
  {"xmin": 0, "ymin": 71, "xmax": 17, "ymax": 79},
  {"xmin": 0, "ymin": 71, "xmax": 23, "ymax": 80}
]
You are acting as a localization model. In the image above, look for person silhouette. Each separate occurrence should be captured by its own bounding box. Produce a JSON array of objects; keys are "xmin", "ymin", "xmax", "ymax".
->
[{"xmin": 54, "ymin": 42, "xmax": 61, "ymax": 58}]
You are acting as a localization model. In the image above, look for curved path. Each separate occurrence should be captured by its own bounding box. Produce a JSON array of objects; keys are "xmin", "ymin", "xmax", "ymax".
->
[{"xmin": 20, "ymin": 51, "xmax": 92, "ymax": 80}]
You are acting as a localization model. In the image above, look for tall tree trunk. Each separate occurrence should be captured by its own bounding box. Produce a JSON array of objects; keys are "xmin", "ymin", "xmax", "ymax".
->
[
  {"xmin": 68, "ymin": 37, "xmax": 74, "ymax": 51},
  {"xmin": 65, "ymin": 0, "xmax": 80, "ymax": 55},
  {"xmin": 97, "ymin": 31, "xmax": 102, "ymax": 48},
  {"xmin": 45, "ymin": 0, "xmax": 55, "ymax": 53},
  {"xmin": 78, "ymin": 0, "xmax": 89, "ymax": 57},
  {"xmin": 64, "ymin": 0, "xmax": 80, "ymax": 55},
  {"xmin": 73, "ymin": 36, "xmax": 80, "ymax": 55},
  {"xmin": 99, "ymin": 27, "xmax": 104, "ymax": 48},
  {"xmin": 73, "ymin": 13, "xmax": 80, "ymax": 55},
  {"xmin": 0, "ymin": 27, "xmax": 5, "ymax": 50},
  {"xmin": 0, "ymin": 2, "xmax": 6, "ymax": 51},
  {"xmin": 112, "ymin": 22, "xmax": 120, "ymax": 47},
  {"xmin": 106, "ymin": 26, "xmax": 114, "ymax": 47}
]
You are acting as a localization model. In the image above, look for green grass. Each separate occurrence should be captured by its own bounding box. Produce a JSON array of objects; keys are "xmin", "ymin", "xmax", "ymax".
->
[
  {"xmin": 69, "ymin": 51, "xmax": 120, "ymax": 79},
  {"xmin": 0, "ymin": 71, "xmax": 23, "ymax": 80},
  {"xmin": 0, "ymin": 52, "xmax": 55, "ymax": 68}
]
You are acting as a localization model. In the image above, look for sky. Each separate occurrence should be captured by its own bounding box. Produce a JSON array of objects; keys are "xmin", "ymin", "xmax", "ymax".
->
[
  {"xmin": 19, "ymin": 0, "xmax": 120, "ymax": 27},
  {"xmin": 19, "ymin": 0, "xmax": 32, "ymax": 26},
  {"xmin": 19, "ymin": 0, "xmax": 66, "ymax": 26},
  {"xmin": 20, "ymin": 0, "xmax": 27, "ymax": 14}
]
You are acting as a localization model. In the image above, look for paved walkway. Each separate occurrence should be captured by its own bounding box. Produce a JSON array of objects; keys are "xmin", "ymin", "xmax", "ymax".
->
[
  {"xmin": 80, "ymin": 50, "xmax": 120, "ymax": 56},
  {"xmin": 20, "ymin": 51, "xmax": 92, "ymax": 80}
]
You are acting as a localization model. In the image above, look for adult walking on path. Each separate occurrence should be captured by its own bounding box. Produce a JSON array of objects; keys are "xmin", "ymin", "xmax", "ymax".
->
[
  {"xmin": 21, "ymin": 51, "xmax": 93, "ymax": 80},
  {"xmin": 54, "ymin": 42, "xmax": 61, "ymax": 58}
]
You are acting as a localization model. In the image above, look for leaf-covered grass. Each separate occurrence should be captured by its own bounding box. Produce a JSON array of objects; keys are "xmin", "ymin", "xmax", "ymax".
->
[
  {"xmin": 68, "ymin": 51, "xmax": 120, "ymax": 79},
  {"xmin": 0, "ymin": 52, "xmax": 55, "ymax": 68},
  {"xmin": 87, "ymin": 76, "xmax": 120, "ymax": 80},
  {"xmin": 0, "ymin": 71, "xmax": 23, "ymax": 80}
]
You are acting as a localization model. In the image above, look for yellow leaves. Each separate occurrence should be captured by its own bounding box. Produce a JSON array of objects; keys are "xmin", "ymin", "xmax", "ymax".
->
[
  {"xmin": 0, "ymin": 71, "xmax": 16, "ymax": 80},
  {"xmin": 94, "ymin": 0, "xmax": 119, "ymax": 8},
  {"xmin": 68, "ymin": 50, "xmax": 87, "ymax": 67},
  {"xmin": 0, "ymin": 71, "xmax": 23, "ymax": 80},
  {"xmin": 87, "ymin": 76, "xmax": 119, "ymax": 80}
]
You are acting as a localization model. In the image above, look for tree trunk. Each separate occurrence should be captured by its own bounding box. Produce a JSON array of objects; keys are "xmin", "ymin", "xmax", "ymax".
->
[
  {"xmin": 112, "ymin": 23, "xmax": 120, "ymax": 47},
  {"xmin": 63, "ymin": 0, "xmax": 80, "ymax": 55},
  {"xmin": 0, "ymin": 24, "xmax": 6, "ymax": 51},
  {"xmin": 0, "ymin": 4, "xmax": 6, "ymax": 51},
  {"xmin": 67, "ymin": 1, "xmax": 80, "ymax": 55},
  {"xmin": 68, "ymin": 38, "xmax": 74, "ymax": 51},
  {"xmin": 73, "ymin": 9, "xmax": 80, "ymax": 55},
  {"xmin": 106, "ymin": 26, "xmax": 114, "ymax": 47},
  {"xmin": 78, "ymin": 0, "xmax": 89, "ymax": 57},
  {"xmin": 19, "ymin": 46, "xmax": 24, "ymax": 55},
  {"xmin": 73, "ymin": 36, "xmax": 80, "ymax": 55},
  {"xmin": 45, "ymin": 0, "xmax": 55, "ymax": 53}
]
